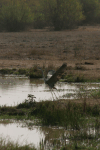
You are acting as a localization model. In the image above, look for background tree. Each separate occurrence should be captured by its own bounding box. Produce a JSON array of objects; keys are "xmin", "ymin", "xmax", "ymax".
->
[
  {"xmin": 80, "ymin": 0, "xmax": 100, "ymax": 24},
  {"xmin": 41, "ymin": 0, "xmax": 84, "ymax": 30},
  {"xmin": 0, "ymin": 0, "xmax": 33, "ymax": 31}
]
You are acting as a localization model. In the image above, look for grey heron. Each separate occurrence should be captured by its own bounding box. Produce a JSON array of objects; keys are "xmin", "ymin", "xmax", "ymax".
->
[{"xmin": 38, "ymin": 63, "xmax": 67, "ymax": 100}]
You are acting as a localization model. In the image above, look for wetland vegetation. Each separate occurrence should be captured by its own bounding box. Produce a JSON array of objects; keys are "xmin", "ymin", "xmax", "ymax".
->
[
  {"xmin": 0, "ymin": 0, "xmax": 100, "ymax": 149},
  {"xmin": 1, "ymin": 64, "xmax": 100, "ymax": 83},
  {"xmin": 0, "ymin": 66, "xmax": 100, "ymax": 149},
  {"xmin": 0, "ymin": 92, "xmax": 100, "ymax": 150}
]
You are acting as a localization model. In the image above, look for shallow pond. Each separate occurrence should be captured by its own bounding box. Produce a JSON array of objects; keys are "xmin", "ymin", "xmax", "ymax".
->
[
  {"xmin": 0, "ymin": 76, "xmax": 100, "ymax": 149},
  {"xmin": 0, "ymin": 120, "xmax": 69, "ymax": 149},
  {"xmin": 0, "ymin": 75, "xmax": 100, "ymax": 106},
  {"xmin": 0, "ymin": 121, "xmax": 44, "ymax": 148},
  {"xmin": 0, "ymin": 120, "xmax": 100, "ymax": 149}
]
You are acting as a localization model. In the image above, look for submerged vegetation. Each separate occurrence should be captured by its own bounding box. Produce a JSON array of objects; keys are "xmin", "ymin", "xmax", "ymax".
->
[{"xmin": 0, "ymin": 140, "xmax": 36, "ymax": 150}]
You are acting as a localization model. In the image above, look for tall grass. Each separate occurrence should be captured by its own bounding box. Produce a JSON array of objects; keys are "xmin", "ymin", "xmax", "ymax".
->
[
  {"xmin": 91, "ymin": 89, "xmax": 100, "ymax": 99},
  {"xmin": 30, "ymin": 100, "xmax": 100, "ymax": 128},
  {"xmin": 0, "ymin": 96, "xmax": 100, "ymax": 128},
  {"xmin": 0, "ymin": 98, "xmax": 100, "ymax": 150},
  {"xmin": 0, "ymin": 137, "xmax": 36, "ymax": 150}
]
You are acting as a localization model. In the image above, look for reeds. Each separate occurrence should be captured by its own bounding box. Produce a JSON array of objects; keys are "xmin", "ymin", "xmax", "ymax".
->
[
  {"xmin": 0, "ymin": 98, "xmax": 100, "ymax": 128},
  {"xmin": 0, "ymin": 137, "xmax": 36, "ymax": 150},
  {"xmin": 30, "ymin": 100, "xmax": 100, "ymax": 128},
  {"xmin": 0, "ymin": 99, "xmax": 100, "ymax": 150}
]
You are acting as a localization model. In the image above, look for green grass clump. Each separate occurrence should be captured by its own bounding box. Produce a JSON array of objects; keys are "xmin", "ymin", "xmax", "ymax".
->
[
  {"xmin": 17, "ymin": 94, "xmax": 36, "ymax": 109},
  {"xmin": 0, "ymin": 66, "xmax": 100, "ymax": 82},
  {"xmin": 0, "ymin": 67, "xmax": 42, "ymax": 78},
  {"xmin": 0, "ymin": 99, "xmax": 100, "ymax": 128},
  {"xmin": 0, "ymin": 105, "xmax": 26, "ymax": 116},
  {"xmin": 0, "ymin": 137, "xmax": 36, "ymax": 150},
  {"xmin": 17, "ymin": 69, "xmax": 27, "ymax": 75},
  {"xmin": 91, "ymin": 90, "xmax": 100, "ymax": 99},
  {"xmin": 64, "ymin": 74, "xmax": 86, "ymax": 82},
  {"xmin": 0, "ymin": 68, "xmax": 27, "ymax": 75},
  {"xmin": 28, "ymin": 66, "xmax": 42, "ymax": 78},
  {"xmin": 30, "ymin": 101, "xmax": 100, "ymax": 128},
  {"xmin": 0, "ymin": 69, "xmax": 16, "ymax": 74},
  {"xmin": 64, "ymin": 74, "xmax": 100, "ymax": 82}
]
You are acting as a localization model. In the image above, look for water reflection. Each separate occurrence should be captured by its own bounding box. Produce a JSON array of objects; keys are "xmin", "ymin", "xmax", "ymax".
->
[
  {"xmin": 0, "ymin": 75, "xmax": 100, "ymax": 106},
  {"xmin": 0, "ymin": 120, "xmax": 99, "ymax": 149},
  {"xmin": 0, "ymin": 121, "xmax": 44, "ymax": 147},
  {"xmin": 0, "ymin": 76, "xmax": 78, "ymax": 106},
  {"xmin": 0, "ymin": 120, "xmax": 70, "ymax": 149}
]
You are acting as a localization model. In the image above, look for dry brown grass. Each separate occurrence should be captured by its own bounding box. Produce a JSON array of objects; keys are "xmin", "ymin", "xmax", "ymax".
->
[{"xmin": 0, "ymin": 26, "xmax": 100, "ymax": 79}]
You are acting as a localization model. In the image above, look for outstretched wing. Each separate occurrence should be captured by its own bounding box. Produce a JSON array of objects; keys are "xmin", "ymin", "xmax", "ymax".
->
[
  {"xmin": 46, "ymin": 63, "xmax": 67, "ymax": 87},
  {"xmin": 46, "ymin": 70, "xmax": 55, "ymax": 80}
]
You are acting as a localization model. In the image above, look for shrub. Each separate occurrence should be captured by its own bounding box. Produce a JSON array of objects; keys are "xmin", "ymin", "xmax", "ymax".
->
[
  {"xmin": 41, "ymin": 0, "xmax": 84, "ymax": 30},
  {"xmin": 17, "ymin": 69, "xmax": 27, "ymax": 75},
  {"xmin": 33, "ymin": 13, "xmax": 46, "ymax": 29},
  {"xmin": 80, "ymin": 0, "xmax": 100, "ymax": 24},
  {"xmin": 29, "ymin": 66, "xmax": 42, "ymax": 78},
  {"xmin": 0, "ymin": 0, "xmax": 33, "ymax": 31}
]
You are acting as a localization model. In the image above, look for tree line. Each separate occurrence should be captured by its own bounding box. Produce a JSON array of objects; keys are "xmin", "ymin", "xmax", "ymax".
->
[{"xmin": 0, "ymin": 0, "xmax": 100, "ymax": 31}]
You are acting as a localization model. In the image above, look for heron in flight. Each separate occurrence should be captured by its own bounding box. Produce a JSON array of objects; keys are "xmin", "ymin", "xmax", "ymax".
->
[{"xmin": 38, "ymin": 63, "xmax": 67, "ymax": 100}]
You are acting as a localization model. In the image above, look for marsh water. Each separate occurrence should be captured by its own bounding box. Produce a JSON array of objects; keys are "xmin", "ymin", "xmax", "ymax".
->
[
  {"xmin": 0, "ymin": 120, "xmax": 70, "ymax": 149},
  {"xmin": 0, "ymin": 75, "xmax": 100, "ymax": 106},
  {"xmin": 0, "ymin": 120, "xmax": 100, "ymax": 149},
  {"xmin": 0, "ymin": 75, "xmax": 79, "ymax": 106},
  {"xmin": 0, "ymin": 75, "xmax": 100, "ymax": 149}
]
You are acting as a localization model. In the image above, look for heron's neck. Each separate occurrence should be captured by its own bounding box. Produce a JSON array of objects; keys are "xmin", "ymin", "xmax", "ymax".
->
[{"xmin": 41, "ymin": 69, "xmax": 46, "ymax": 82}]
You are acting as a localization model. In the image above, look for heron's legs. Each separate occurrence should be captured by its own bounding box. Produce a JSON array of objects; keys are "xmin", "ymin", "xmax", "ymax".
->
[
  {"xmin": 51, "ymin": 89, "xmax": 58, "ymax": 100},
  {"xmin": 50, "ymin": 89, "xmax": 55, "ymax": 101},
  {"xmin": 53, "ymin": 90, "xmax": 58, "ymax": 100},
  {"xmin": 55, "ymin": 89, "xmax": 60, "ymax": 98}
]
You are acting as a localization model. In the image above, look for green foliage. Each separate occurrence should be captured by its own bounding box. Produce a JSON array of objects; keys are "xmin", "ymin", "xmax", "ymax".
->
[
  {"xmin": 0, "ymin": 0, "xmax": 33, "ymax": 31},
  {"xmin": 0, "ymin": 68, "xmax": 15, "ymax": 74},
  {"xmin": 64, "ymin": 74, "xmax": 86, "ymax": 82},
  {"xmin": 0, "ymin": 68, "xmax": 27, "ymax": 75},
  {"xmin": 80, "ymin": 0, "xmax": 100, "ymax": 24},
  {"xmin": 17, "ymin": 94, "xmax": 36, "ymax": 109},
  {"xmin": 32, "ymin": 101, "xmax": 83, "ymax": 128},
  {"xmin": 41, "ymin": 0, "xmax": 84, "ymax": 30},
  {"xmin": 33, "ymin": 13, "xmax": 46, "ymax": 29},
  {"xmin": 29, "ymin": 65, "xmax": 42, "ymax": 78},
  {"xmin": 31, "ymin": 101, "xmax": 100, "ymax": 127},
  {"xmin": 1, "ymin": 0, "xmax": 100, "ymax": 30},
  {"xmin": 64, "ymin": 74, "xmax": 75, "ymax": 82},
  {"xmin": 0, "ymin": 138, "xmax": 36, "ymax": 150},
  {"xmin": 0, "ymin": 100, "xmax": 100, "ymax": 128},
  {"xmin": 91, "ymin": 89, "xmax": 100, "ymax": 99},
  {"xmin": 0, "ymin": 105, "xmax": 26, "ymax": 116},
  {"xmin": 17, "ymin": 69, "xmax": 27, "ymax": 75},
  {"xmin": 0, "ymin": 67, "xmax": 42, "ymax": 78}
]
